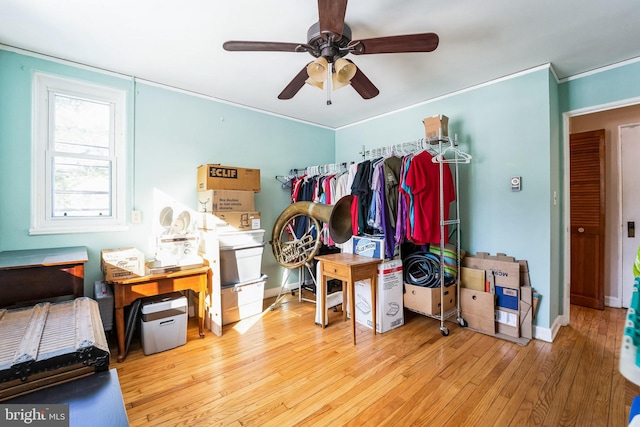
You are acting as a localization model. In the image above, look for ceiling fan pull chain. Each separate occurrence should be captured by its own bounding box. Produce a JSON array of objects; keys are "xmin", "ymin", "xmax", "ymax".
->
[{"xmin": 326, "ymin": 62, "xmax": 333, "ymax": 105}]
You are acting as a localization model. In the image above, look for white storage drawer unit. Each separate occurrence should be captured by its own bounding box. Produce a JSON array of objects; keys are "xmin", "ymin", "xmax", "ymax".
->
[
  {"xmin": 140, "ymin": 292, "xmax": 187, "ymax": 355},
  {"xmin": 221, "ymin": 276, "xmax": 266, "ymax": 325},
  {"xmin": 220, "ymin": 243, "xmax": 265, "ymax": 286}
]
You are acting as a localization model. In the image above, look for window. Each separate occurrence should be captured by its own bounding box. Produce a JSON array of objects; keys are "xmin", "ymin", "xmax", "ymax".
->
[{"xmin": 31, "ymin": 72, "xmax": 127, "ymax": 234}]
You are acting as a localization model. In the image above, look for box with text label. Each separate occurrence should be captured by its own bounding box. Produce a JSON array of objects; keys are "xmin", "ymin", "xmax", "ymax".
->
[
  {"xmin": 353, "ymin": 259, "xmax": 404, "ymax": 333},
  {"xmin": 197, "ymin": 211, "xmax": 261, "ymax": 232},
  {"xmin": 197, "ymin": 164, "xmax": 261, "ymax": 192},
  {"xmin": 100, "ymin": 247, "xmax": 146, "ymax": 282},
  {"xmin": 197, "ymin": 189, "xmax": 255, "ymax": 212}
]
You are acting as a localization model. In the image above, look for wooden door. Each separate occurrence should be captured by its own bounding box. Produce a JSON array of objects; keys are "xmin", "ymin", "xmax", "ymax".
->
[{"xmin": 570, "ymin": 129, "xmax": 605, "ymax": 310}]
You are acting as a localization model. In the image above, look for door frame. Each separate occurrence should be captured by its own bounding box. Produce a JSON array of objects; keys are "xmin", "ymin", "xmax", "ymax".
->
[
  {"xmin": 618, "ymin": 122, "xmax": 640, "ymax": 307},
  {"xmin": 562, "ymin": 96, "xmax": 640, "ymax": 325}
]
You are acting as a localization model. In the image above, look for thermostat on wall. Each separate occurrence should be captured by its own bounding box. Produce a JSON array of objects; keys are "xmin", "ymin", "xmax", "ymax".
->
[{"xmin": 511, "ymin": 176, "xmax": 522, "ymax": 192}]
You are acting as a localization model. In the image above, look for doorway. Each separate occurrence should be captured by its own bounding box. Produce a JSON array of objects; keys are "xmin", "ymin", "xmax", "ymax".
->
[
  {"xmin": 621, "ymin": 123, "xmax": 640, "ymax": 307},
  {"xmin": 565, "ymin": 101, "xmax": 640, "ymax": 319}
]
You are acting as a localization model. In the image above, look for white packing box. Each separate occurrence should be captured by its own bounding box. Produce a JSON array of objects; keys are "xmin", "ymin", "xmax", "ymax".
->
[
  {"xmin": 220, "ymin": 243, "xmax": 265, "ymax": 286},
  {"xmin": 140, "ymin": 292, "xmax": 187, "ymax": 355},
  {"xmin": 100, "ymin": 247, "xmax": 146, "ymax": 281},
  {"xmin": 354, "ymin": 258, "xmax": 404, "ymax": 333}
]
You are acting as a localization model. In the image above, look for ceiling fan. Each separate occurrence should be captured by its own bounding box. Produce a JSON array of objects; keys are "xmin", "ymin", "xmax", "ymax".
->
[{"xmin": 223, "ymin": 0, "xmax": 439, "ymax": 103}]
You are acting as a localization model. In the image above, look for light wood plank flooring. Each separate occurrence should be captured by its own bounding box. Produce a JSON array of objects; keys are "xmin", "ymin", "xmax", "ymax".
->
[{"xmin": 112, "ymin": 293, "xmax": 640, "ymax": 426}]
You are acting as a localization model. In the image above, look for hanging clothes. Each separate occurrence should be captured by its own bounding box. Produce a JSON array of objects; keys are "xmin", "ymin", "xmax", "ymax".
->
[
  {"xmin": 404, "ymin": 150, "xmax": 456, "ymax": 245},
  {"xmin": 383, "ymin": 155, "xmax": 402, "ymax": 229},
  {"xmin": 351, "ymin": 160, "xmax": 374, "ymax": 235}
]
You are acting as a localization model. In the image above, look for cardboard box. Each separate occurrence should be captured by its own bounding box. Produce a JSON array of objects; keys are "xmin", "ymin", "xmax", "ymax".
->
[
  {"xmin": 197, "ymin": 190, "xmax": 255, "ymax": 212},
  {"xmin": 221, "ymin": 279, "xmax": 265, "ymax": 325},
  {"xmin": 403, "ymin": 283, "xmax": 456, "ymax": 316},
  {"xmin": 461, "ymin": 255, "xmax": 520, "ymax": 293},
  {"xmin": 459, "ymin": 252, "xmax": 533, "ymax": 345},
  {"xmin": 495, "ymin": 307, "xmax": 519, "ymax": 338},
  {"xmin": 495, "ymin": 286, "xmax": 519, "ymax": 311},
  {"xmin": 101, "ymin": 247, "xmax": 146, "ymax": 281},
  {"xmin": 460, "ymin": 287, "xmax": 495, "ymax": 335},
  {"xmin": 423, "ymin": 115, "xmax": 449, "ymax": 139},
  {"xmin": 519, "ymin": 286, "xmax": 533, "ymax": 340},
  {"xmin": 351, "ymin": 235, "xmax": 385, "ymax": 259},
  {"xmin": 197, "ymin": 164, "xmax": 260, "ymax": 192},
  {"xmin": 197, "ymin": 211, "xmax": 261, "ymax": 231},
  {"xmin": 461, "ymin": 266, "xmax": 485, "ymax": 291},
  {"xmin": 354, "ymin": 259, "xmax": 404, "ymax": 333}
]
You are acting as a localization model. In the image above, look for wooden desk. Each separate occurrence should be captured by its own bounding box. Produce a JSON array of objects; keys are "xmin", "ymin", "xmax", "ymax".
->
[
  {"xmin": 111, "ymin": 266, "xmax": 209, "ymax": 362},
  {"xmin": 0, "ymin": 246, "xmax": 87, "ymax": 308},
  {"xmin": 315, "ymin": 253, "xmax": 382, "ymax": 345},
  {"xmin": 5, "ymin": 369, "xmax": 129, "ymax": 427}
]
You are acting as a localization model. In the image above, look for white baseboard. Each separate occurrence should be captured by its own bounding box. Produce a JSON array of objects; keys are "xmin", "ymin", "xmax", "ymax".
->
[
  {"xmin": 533, "ymin": 314, "xmax": 566, "ymax": 342},
  {"xmin": 264, "ymin": 283, "xmax": 299, "ymax": 299},
  {"xmin": 606, "ymin": 296, "xmax": 622, "ymax": 308}
]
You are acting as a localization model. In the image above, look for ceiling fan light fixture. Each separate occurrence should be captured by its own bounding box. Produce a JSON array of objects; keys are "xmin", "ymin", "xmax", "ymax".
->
[
  {"xmin": 306, "ymin": 56, "xmax": 328, "ymax": 82},
  {"xmin": 305, "ymin": 78, "xmax": 324, "ymax": 89},
  {"xmin": 334, "ymin": 58, "xmax": 357, "ymax": 83},
  {"xmin": 331, "ymin": 73, "xmax": 349, "ymax": 90}
]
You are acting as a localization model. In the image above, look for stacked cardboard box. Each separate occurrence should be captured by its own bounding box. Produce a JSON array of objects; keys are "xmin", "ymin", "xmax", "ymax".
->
[
  {"xmin": 196, "ymin": 164, "xmax": 261, "ymax": 232},
  {"xmin": 196, "ymin": 164, "xmax": 265, "ymax": 330},
  {"xmin": 460, "ymin": 252, "xmax": 534, "ymax": 345}
]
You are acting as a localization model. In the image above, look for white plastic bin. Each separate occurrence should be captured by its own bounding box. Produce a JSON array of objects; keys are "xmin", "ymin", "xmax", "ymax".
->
[
  {"xmin": 140, "ymin": 292, "xmax": 187, "ymax": 355},
  {"xmin": 220, "ymin": 243, "xmax": 265, "ymax": 286}
]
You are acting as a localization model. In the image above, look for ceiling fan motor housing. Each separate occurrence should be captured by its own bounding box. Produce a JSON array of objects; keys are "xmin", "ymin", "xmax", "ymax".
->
[{"xmin": 307, "ymin": 22, "xmax": 352, "ymax": 62}]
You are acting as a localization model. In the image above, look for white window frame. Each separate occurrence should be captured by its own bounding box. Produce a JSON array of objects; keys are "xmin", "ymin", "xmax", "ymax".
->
[{"xmin": 31, "ymin": 72, "xmax": 128, "ymax": 235}]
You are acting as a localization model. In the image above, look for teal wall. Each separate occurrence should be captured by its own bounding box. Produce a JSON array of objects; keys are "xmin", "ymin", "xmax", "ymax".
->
[
  {"xmin": 3, "ymin": 44, "xmax": 640, "ymax": 336},
  {"xmin": 336, "ymin": 68, "xmax": 556, "ymax": 329},
  {"xmin": 0, "ymin": 49, "xmax": 335, "ymax": 294},
  {"xmin": 559, "ymin": 59, "xmax": 640, "ymax": 113},
  {"xmin": 548, "ymin": 71, "xmax": 562, "ymax": 319}
]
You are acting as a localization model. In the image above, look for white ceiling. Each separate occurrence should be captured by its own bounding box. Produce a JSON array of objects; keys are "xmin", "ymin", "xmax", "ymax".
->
[{"xmin": 1, "ymin": 0, "xmax": 640, "ymax": 129}]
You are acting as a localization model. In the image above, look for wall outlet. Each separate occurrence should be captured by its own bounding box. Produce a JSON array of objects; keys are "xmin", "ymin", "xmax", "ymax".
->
[{"xmin": 131, "ymin": 210, "xmax": 142, "ymax": 224}]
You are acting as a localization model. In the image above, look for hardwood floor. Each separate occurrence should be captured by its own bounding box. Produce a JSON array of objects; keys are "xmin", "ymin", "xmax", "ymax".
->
[{"xmin": 113, "ymin": 294, "xmax": 640, "ymax": 426}]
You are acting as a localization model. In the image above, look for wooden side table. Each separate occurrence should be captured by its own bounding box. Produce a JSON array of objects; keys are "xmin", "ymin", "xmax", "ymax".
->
[
  {"xmin": 315, "ymin": 253, "xmax": 382, "ymax": 345},
  {"xmin": 111, "ymin": 266, "xmax": 209, "ymax": 362}
]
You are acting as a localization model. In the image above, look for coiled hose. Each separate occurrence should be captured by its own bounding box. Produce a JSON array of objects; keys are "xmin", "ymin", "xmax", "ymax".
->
[{"xmin": 403, "ymin": 252, "xmax": 455, "ymax": 288}]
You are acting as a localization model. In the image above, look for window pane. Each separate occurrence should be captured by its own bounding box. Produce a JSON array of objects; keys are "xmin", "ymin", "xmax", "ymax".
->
[
  {"xmin": 52, "ymin": 156, "xmax": 111, "ymax": 217},
  {"xmin": 54, "ymin": 95, "xmax": 110, "ymax": 156}
]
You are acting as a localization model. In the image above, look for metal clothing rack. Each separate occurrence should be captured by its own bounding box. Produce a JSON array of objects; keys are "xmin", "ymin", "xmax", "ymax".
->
[
  {"xmin": 361, "ymin": 133, "xmax": 472, "ymax": 336},
  {"xmin": 275, "ymin": 162, "xmax": 350, "ymax": 188},
  {"xmin": 430, "ymin": 133, "xmax": 470, "ymax": 336}
]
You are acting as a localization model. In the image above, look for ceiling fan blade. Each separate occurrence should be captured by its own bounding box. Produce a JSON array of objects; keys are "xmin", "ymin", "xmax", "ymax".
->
[
  {"xmin": 278, "ymin": 64, "xmax": 311, "ymax": 100},
  {"xmin": 318, "ymin": 0, "xmax": 348, "ymax": 40},
  {"xmin": 349, "ymin": 33, "xmax": 439, "ymax": 55},
  {"xmin": 350, "ymin": 66, "xmax": 379, "ymax": 99},
  {"xmin": 223, "ymin": 41, "xmax": 308, "ymax": 52}
]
